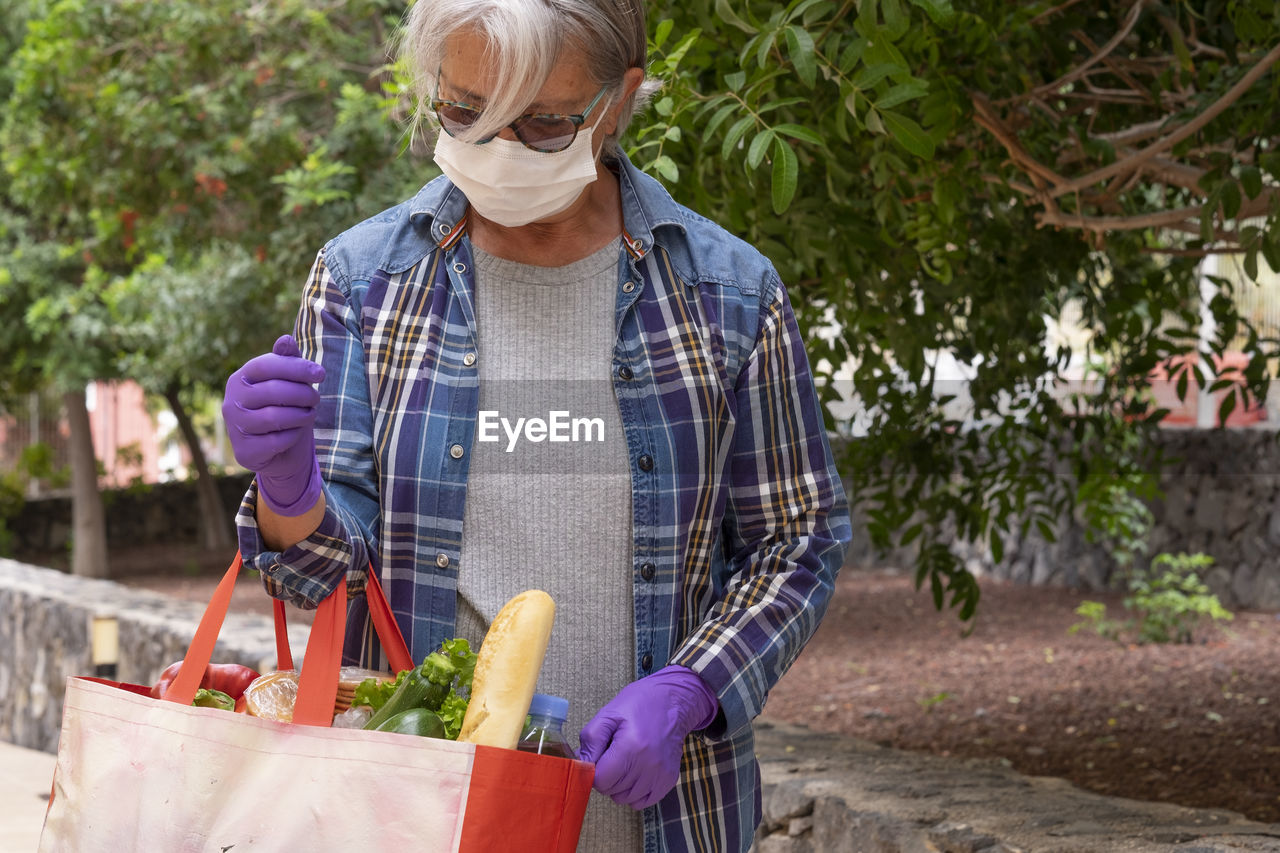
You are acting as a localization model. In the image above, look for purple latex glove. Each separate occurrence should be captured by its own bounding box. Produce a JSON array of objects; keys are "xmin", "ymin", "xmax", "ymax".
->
[
  {"xmin": 222, "ymin": 334, "xmax": 326, "ymax": 516},
  {"xmin": 577, "ymin": 665, "xmax": 718, "ymax": 809}
]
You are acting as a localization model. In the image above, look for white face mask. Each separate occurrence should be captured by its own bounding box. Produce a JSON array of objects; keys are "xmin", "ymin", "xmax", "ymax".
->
[{"xmin": 433, "ymin": 123, "xmax": 601, "ymax": 228}]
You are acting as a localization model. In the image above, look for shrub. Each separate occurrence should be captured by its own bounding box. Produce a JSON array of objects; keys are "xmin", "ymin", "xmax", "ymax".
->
[{"xmin": 1070, "ymin": 552, "xmax": 1233, "ymax": 644}]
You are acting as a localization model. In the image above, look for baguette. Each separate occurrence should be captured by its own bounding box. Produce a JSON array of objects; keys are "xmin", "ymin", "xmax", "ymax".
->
[{"xmin": 458, "ymin": 589, "xmax": 556, "ymax": 749}]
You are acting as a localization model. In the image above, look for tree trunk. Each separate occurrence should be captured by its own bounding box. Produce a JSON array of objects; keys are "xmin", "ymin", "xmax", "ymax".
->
[
  {"xmin": 164, "ymin": 384, "xmax": 235, "ymax": 552},
  {"xmin": 63, "ymin": 388, "xmax": 110, "ymax": 578}
]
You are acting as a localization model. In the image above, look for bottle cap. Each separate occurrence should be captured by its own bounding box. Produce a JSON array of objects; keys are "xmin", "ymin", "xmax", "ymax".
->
[{"xmin": 527, "ymin": 693, "xmax": 569, "ymax": 721}]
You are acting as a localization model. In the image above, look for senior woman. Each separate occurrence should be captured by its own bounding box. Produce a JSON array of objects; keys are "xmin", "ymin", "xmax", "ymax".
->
[{"xmin": 222, "ymin": 0, "xmax": 851, "ymax": 850}]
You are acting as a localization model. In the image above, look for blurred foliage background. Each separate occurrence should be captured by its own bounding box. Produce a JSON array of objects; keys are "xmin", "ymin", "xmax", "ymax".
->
[{"xmin": 2, "ymin": 1, "xmax": 1279, "ymax": 611}]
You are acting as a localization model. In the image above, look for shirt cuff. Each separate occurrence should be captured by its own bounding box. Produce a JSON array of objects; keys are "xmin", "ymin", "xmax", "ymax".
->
[{"xmin": 236, "ymin": 480, "xmax": 357, "ymax": 610}]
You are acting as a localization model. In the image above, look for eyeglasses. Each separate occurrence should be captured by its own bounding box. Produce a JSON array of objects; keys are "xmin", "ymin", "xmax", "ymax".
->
[{"xmin": 430, "ymin": 85, "xmax": 609, "ymax": 153}]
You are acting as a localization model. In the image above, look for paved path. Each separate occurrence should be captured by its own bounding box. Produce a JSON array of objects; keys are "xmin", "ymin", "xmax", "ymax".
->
[{"xmin": 1, "ymin": 740, "xmax": 56, "ymax": 851}]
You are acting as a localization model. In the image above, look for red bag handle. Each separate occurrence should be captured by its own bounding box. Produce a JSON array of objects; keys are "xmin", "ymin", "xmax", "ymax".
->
[
  {"xmin": 163, "ymin": 551, "xmax": 414, "ymax": 727},
  {"xmin": 270, "ymin": 563, "xmax": 410, "ymax": 674}
]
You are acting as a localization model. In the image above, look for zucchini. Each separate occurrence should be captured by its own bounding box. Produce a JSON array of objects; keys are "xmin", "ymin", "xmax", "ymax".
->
[
  {"xmin": 362, "ymin": 651, "xmax": 458, "ymax": 731},
  {"xmin": 375, "ymin": 707, "xmax": 447, "ymax": 739}
]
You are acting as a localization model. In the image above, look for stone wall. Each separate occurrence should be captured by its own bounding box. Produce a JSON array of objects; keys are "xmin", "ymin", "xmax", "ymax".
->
[
  {"xmin": 749, "ymin": 720, "xmax": 1280, "ymax": 852},
  {"xmin": 843, "ymin": 428, "xmax": 1280, "ymax": 611},
  {"xmin": 0, "ymin": 557, "xmax": 307, "ymax": 753},
  {"xmin": 5, "ymin": 474, "xmax": 251, "ymax": 575}
]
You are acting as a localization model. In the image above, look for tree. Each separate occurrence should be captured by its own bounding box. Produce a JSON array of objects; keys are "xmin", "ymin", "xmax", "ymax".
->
[
  {"xmin": 1, "ymin": 0, "xmax": 429, "ymax": 560},
  {"xmin": 635, "ymin": 0, "xmax": 1280, "ymax": 616},
  {"xmin": 1, "ymin": 1, "xmax": 115, "ymax": 576}
]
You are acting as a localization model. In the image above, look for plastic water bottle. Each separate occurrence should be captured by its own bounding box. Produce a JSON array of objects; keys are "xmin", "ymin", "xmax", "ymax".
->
[{"xmin": 516, "ymin": 693, "xmax": 576, "ymax": 759}]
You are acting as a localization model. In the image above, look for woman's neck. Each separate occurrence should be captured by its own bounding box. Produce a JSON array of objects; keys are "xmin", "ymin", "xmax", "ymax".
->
[{"xmin": 466, "ymin": 160, "xmax": 623, "ymax": 267}]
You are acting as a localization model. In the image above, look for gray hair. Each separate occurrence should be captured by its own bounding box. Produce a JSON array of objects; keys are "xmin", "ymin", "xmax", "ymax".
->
[{"xmin": 397, "ymin": 0, "xmax": 661, "ymax": 151}]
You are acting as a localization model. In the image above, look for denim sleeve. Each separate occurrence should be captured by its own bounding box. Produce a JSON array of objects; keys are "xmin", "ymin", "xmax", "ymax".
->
[{"xmin": 670, "ymin": 271, "xmax": 852, "ymax": 740}]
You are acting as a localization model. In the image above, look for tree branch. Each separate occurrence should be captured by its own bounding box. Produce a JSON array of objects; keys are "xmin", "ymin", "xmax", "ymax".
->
[
  {"xmin": 1094, "ymin": 118, "xmax": 1171, "ymax": 148},
  {"xmin": 1142, "ymin": 246, "xmax": 1251, "ymax": 257},
  {"xmin": 1026, "ymin": 0, "xmax": 1148, "ymax": 100},
  {"xmin": 1036, "ymin": 190, "xmax": 1277, "ymax": 233},
  {"xmin": 970, "ymin": 93, "xmax": 1066, "ymax": 190},
  {"xmin": 1073, "ymin": 29, "xmax": 1158, "ymax": 106},
  {"xmin": 1027, "ymin": 0, "xmax": 1088, "ymax": 27},
  {"xmin": 1046, "ymin": 40, "xmax": 1280, "ymax": 200}
]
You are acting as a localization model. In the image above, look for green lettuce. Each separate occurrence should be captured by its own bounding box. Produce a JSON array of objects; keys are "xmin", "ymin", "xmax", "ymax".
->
[{"xmin": 350, "ymin": 637, "xmax": 478, "ymax": 738}]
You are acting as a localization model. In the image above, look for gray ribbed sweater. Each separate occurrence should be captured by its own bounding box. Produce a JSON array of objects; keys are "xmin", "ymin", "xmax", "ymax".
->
[{"xmin": 455, "ymin": 239, "xmax": 642, "ymax": 852}]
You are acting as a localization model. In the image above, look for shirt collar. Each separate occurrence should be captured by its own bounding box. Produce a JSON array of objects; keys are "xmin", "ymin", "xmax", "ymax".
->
[
  {"xmin": 406, "ymin": 176, "xmax": 469, "ymax": 251},
  {"xmin": 611, "ymin": 150, "xmax": 688, "ymax": 260}
]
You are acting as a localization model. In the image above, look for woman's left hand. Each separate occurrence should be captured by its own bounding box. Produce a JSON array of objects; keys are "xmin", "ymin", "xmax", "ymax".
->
[{"xmin": 576, "ymin": 665, "xmax": 717, "ymax": 809}]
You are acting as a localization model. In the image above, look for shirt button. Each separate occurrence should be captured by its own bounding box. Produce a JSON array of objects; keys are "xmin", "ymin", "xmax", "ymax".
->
[
  {"xmin": 618, "ymin": 365, "xmax": 633, "ymax": 381},
  {"xmin": 452, "ymin": 262, "xmax": 467, "ymax": 274},
  {"xmin": 640, "ymin": 654, "xmax": 653, "ymax": 672},
  {"xmin": 436, "ymin": 553, "xmax": 450, "ymax": 568},
  {"xmin": 622, "ymin": 281, "xmax": 635, "ymax": 293},
  {"xmin": 449, "ymin": 444, "xmax": 465, "ymax": 459},
  {"xmin": 637, "ymin": 454, "xmax": 654, "ymax": 472},
  {"xmin": 640, "ymin": 562, "xmax": 656, "ymax": 581},
  {"xmin": 463, "ymin": 352, "xmax": 476, "ymax": 366}
]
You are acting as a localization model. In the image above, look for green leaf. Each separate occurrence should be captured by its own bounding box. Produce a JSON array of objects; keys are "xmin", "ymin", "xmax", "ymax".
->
[
  {"xmin": 772, "ymin": 122, "xmax": 824, "ymax": 145},
  {"xmin": 653, "ymin": 18, "xmax": 674, "ymax": 49},
  {"xmin": 664, "ymin": 30, "xmax": 703, "ymax": 69},
  {"xmin": 755, "ymin": 27, "xmax": 776, "ymax": 69},
  {"xmin": 784, "ymin": 25, "xmax": 818, "ymax": 88},
  {"xmin": 901, "ymin": 522, "xmax": 924, "ymax": 545},
  {"xmin": 1262, "ymin": 151, "xmax": 1280, "ymax": 182},
  {"xmin": 1221, "ymin": 180, "xmax": 1242, "ymax": 221},
  {"xmin": 704, "ymin": 102, "xmax": 740, "ymax": 141},
  {"xmin": 875, "ymin": 80, "xmax": 929, "ymax": 110},
  {"xmin": 881, "ymin": 0, "xmax": 908, "ymax": 39},
  {"xmin": 715, "ymin": 0, "xmax": 757, "ymax": 34},
  {"xmin": 722, "ymin": 115, "xmax": 755, "ymax": 159},
  {"xmin": 1239, "ymin": 166, "xmax": 1263, "ymax": 200},
  {"xmin": 786, "ymin": 0, "xmax": 833, "ymax": 24},
  {"xmin": 865, "ymin": 107, "xmax": 885, "ymax": 134},
  {"xmin": 1233, "ymin": 7, "xmax": 1268, "ymax": 42},
  {"xmin": 771, "ymin": 137, "xmax": 799, "ymax": 214},
  {"xmin": 843, "ymin": 89, "xmax": 861, "ymax": 121},
  {"xmin": 1244, "ymin": 248, "xmax": 1259, "ymax": 281},
  {"xmin": 905, "ymin": 0, "xmax": 956, "ymax": 25},
  {"xmin": 758, "ymin": 97, "xmax": 811, "ymax": 115},
  {"xmin": 1261, "ymin": 239, "xmax": 1280, "ymax": 274},
  {"xmin": 880, "ymin": 109, "xmax": 935, "ymax": 159},
  {"xmin": 652, "ymin": 154, "xmax": 679, "ymax": 183},
  {"xmin": 724, "ymin": 70, "xmax": 748, "ymax": 92},
  {"xmin": 747, "ymin": 129, "xmax": 777, "ymax": 169},
  {"xmin": 1218, "ymin": 389, "xmax": 1237, "ymax": 424},
  {"xmin": 1168, "ymin": 25, "xmax": 1194, "ymax": 71},
  {"xmin": 838, "ymin": 36, "xmax": 868, "ymax": 73},
  {"xmin": 853, "ymin": 63, "xmax": 904, "ymax": 91}
]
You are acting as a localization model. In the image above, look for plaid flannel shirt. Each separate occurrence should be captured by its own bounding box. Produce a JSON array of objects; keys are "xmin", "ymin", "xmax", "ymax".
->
[{"xmin": 237, "ymin": 152, "xmax": 851, "ymax": 853}]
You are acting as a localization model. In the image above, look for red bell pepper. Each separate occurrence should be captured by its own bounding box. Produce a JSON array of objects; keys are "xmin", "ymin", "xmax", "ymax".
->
[{"xmin": 150, "ymin": 661, "xmax": 260, "ymax": 701}]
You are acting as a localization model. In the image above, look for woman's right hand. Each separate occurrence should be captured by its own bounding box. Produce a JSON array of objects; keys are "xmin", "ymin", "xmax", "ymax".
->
[{"xmin": 222, "ymin": 334, "xmax": 326, "ymax": 516}]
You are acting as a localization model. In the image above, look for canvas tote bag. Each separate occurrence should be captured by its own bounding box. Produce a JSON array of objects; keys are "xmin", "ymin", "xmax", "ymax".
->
[{"xmin": 39, "ymin": 553, "xmax": 594, "ymax": 852}]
